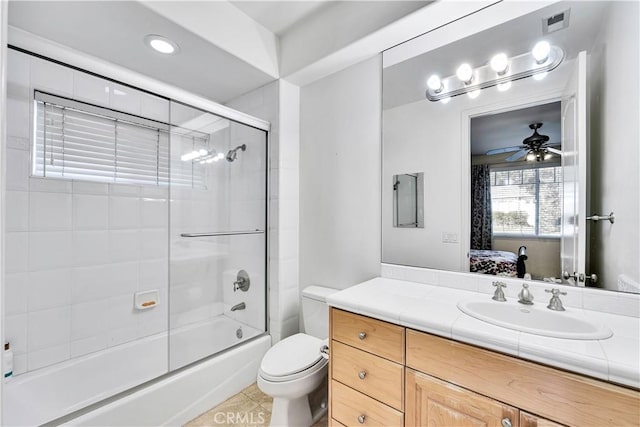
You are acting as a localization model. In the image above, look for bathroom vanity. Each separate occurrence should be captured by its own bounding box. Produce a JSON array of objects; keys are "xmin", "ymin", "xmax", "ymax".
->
[{"xmin": 326, "ymin": 278, "xmax": 640, "ymax": 427}]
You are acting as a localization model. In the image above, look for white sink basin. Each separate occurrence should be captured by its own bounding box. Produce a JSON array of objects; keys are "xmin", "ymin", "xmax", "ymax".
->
[{"xmin": 457, "ymin": 299, "xmax": 613, "ymax": 340}]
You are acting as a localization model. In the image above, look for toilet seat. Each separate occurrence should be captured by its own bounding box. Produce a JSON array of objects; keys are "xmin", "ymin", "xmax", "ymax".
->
[{"xmin": 259, "ymin": 333, "xmax": 327, "ymax": 382}]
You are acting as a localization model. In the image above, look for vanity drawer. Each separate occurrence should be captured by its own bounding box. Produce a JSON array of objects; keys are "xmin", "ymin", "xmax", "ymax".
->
[
  {"xmin": 331, "ymin": 308, "xmax": 405, "ymax": 363},
  {"xmin": 330, "ymin": 419, "xmax": 347, "ymax": 427},
  {"xmin": 331, "ymin": 380, "xmax": 404, "ymax": 427},
  {"xmin": 331, "ymin": 340, "xmax": 404, "ymax": 410}
]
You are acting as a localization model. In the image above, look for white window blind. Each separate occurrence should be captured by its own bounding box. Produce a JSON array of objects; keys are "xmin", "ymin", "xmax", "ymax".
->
[
  {"xmin": 490, "ymin": 165, "xmax": 562, "ymax": 236},
  {"xmin": 33, "ymin": 92, "xmax": 208, "ymax": 188}
]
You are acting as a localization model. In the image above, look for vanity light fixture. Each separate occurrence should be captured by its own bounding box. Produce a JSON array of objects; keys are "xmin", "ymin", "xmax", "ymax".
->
[
  {"xmin": 533, "ymin": 72, "xmax": 548, "ymax": 81},
  {"xmin": 467, "ymin": 89, "xmax": 481, "ymax": 99},
  {"xmin": 145, "ymin": 35, "xmax": 180, "ymax": 55},
  {"xmin": 490, "ymin": 53, "xmax": 509, "ymax": 75},
  {"xmin": 425, "ymin": 42, "xmax": 563, "ymax": 102},
  {"xmin": 456, "ymin": 63, "xmax": 474, "ymax": 84},
  {"xmin": 497, "ymin": 81, "xmax": 512, "ymax": 92},
  {"xmin": 532, "ymin": 40, "xmax": 551, "ymax": 63},
  {"xmin": 427, "ymin": 75, "xmax": 444, "ymax": 93}
]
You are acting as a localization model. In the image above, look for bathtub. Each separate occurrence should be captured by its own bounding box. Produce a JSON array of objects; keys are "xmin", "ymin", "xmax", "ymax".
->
[{"xmin": 3, "ymin": 315, "xmax": 269, "ymax": 426}]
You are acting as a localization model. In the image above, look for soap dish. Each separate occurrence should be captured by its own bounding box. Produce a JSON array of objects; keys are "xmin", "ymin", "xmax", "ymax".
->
[{"xmin": 134, "ymin": 290, "xmax": 159, "ymax": 310}]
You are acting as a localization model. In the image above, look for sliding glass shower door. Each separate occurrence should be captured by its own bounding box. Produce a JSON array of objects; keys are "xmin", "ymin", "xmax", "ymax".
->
[{"xmin": 168, "ymin": 101, "xmax": 267, "ymax": 370}]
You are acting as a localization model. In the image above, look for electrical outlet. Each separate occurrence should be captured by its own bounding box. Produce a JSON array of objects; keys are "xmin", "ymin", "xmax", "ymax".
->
[{"xmin": 441, "ymin": 232, "xmax": 459, "ymax": 243}]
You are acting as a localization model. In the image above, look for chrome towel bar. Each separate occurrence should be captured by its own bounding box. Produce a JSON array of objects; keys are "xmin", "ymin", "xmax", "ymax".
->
[{"xmin": 180, "ymin": 230, "xmax": 264, "ymax": 237}]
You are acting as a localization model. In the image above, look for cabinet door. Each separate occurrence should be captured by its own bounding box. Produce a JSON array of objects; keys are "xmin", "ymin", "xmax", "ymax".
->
[
  {"xmin": 520, "ymin": 412, "xmax": 565, "ymax": 427},
  {"xmin": 406, "ymin": 369, "xmax": 519, "ymax": 427}
]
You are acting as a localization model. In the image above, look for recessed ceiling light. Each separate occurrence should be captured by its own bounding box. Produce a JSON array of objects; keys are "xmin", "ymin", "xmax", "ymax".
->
[{"xmin": 145, "ymin": 35, "xmax": 179, "ymax": 55}]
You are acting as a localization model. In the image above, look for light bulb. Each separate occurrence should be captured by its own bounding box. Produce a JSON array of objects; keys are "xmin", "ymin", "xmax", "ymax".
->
[
  {"xmin": 533, "ymin": 72, "xmax": 548, "ymax": 81},
  {"xmin": 490, "ymin": 53, "xmax": 509, "ymax": 75},
  {"xmin": 180, "ymin": 150, "xmax": 200, "ymax": 161},
  {"xmin": 544, "ymin": 152, "xmax": 552, "ymax": 160},
  {"xmin": 145, "ymin": 35, "xmax": 179, "ymax": 54},
  {"xmin": 468, "ymin": 89, "xmax": 481, "ymax": 99},
  {"xmin": 427, "ymin": 75, "xmax": 443, "ymax": 92},
  {"xmin": 440, "ymin": 97, "xmax": 451, "ymax": 104},
  {"xmin": 527, "ymin": 152, "xmax": 536, "ymax": 161},
  {"xmin": 532, "ymin": 41, "xmax": 551, "ymax": 64},
  {"xmin": 456, "ymin": 63, "xmax": 474, "ymax": 84},
  {"xmin": 497, "ymin": 81, "xmax": 512, "ymax": 92},
  {"xmin": 198, "ymin": 149, "xmax": 208, "ymax": 156}
]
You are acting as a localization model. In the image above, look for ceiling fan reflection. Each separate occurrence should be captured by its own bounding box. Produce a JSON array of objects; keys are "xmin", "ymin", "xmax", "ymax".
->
[{"xmin": 486, "ymin": 123, "xmax": 561, "ymax": 162}]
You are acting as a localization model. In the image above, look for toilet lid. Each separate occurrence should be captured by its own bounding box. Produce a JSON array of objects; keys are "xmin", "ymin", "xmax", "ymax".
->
[{"xmin": 260, "ymin": 333, "xmax": 324, "ymax": 378}]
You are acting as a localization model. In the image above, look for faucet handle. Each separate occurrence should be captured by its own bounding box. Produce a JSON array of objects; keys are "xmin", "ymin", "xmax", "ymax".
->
[
  {"xmin": 545, "ymin": 288, "xmax": 567, "ymax": 296},
  {"xmin": 492, "ymin": 281, "xmax": 507, "ymax": 302},
  {"xmin": 545, "ymin": 288, "xmax": 567, "ymax": 311},
  {"xmin": 493, "ymin": 281, "xmax": 507, "ymax": 289}
]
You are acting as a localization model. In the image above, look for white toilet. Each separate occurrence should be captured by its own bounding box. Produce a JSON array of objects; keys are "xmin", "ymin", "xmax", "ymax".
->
[{"xmin": 257, "ymin": 286, "xmax": 338, "ymax": 427}]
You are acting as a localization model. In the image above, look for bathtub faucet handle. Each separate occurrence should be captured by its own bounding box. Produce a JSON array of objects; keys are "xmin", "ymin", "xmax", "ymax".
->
[{"xmin": 233, "ymin": 270, "xmax": 250, "ymax": 292}]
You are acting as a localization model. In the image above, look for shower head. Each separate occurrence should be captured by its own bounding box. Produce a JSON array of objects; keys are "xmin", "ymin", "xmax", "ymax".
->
[{"xmin": 226, "ymin": 144, "xmax": 246, "ymax": 162}]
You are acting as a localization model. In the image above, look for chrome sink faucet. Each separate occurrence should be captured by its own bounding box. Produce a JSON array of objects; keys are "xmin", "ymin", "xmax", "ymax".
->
[
  {"xmin": 545, "ymin": 288, "xmax": 567, "ymax": 311},
  {"xmin": 518, "ymin": 283, "xmax": 534, "ymax": 305},
  {"xmin": 492, "ymin": 281, "xmax": 507, "ymax": 302}
]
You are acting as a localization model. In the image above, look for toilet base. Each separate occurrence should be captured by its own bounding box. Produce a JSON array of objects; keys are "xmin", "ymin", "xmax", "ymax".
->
[{"xmin": 270, "ymin": 395, "xmax": 312, "ymax": 427}]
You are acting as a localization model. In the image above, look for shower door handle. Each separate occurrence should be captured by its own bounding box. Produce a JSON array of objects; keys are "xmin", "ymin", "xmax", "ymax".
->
[{"xmin": 180, "ymin": 230, "xmax": 264, "ymax": 237}]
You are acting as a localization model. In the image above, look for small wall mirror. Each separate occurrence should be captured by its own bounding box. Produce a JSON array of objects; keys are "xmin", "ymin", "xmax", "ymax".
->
[{"xmin": 393, "ymin": 172, "xmax": 424, "ymax": 228}]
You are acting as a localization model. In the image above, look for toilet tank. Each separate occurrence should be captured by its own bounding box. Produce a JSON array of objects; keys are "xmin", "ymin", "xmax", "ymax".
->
[{"xmin": 301, "ymin": 286, "xmax": 339, "ymax": 339}]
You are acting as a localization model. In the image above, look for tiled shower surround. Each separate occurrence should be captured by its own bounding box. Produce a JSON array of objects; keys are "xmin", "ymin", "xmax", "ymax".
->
[{"xmin": 4, "ymin": 49, "xmax": 171, "ymax": 375}]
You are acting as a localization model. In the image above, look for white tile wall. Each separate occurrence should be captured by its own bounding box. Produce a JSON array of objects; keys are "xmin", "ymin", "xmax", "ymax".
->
[
  {"xmin": 28, "ymin": 269, "xmax": 72, "ymax": 311},
  {"xmin": 4, "ymin": 50, "xmax": 171, "ymax": 373}
]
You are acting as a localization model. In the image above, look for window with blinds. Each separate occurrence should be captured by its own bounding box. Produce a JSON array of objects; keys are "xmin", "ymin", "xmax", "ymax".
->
[
  {"xmin": 490, "ymin": 165, "xmax": 562, "ymax": 236},
  {"xmin": 33, "ymin": 91, "xmax": 208, "ymax": 188}
]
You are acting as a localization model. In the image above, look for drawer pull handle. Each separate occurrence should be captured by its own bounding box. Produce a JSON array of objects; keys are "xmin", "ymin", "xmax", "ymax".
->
[
  {"xmin": 357, "ymin": 415, "xmax": 366, "ymax": 424},
  {"xmin": 358, "ymin": 370, "xmax": 367, "ymax": 380},
  {"xmin": 501, "ymin": 418, "xmax": 512, "ymax": 427},
  {"xmin": 358, "ymin": 331, "xmax": 366, "ymax": 340}
]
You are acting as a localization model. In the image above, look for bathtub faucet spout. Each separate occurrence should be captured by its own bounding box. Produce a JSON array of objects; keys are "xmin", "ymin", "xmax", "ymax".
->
[{"xmin": 231, "ymin": 302, "xmax": 246, "ymax": 312}]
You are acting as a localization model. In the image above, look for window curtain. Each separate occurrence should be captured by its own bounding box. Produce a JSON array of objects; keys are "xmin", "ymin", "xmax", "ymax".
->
[{"xmin": 471, "ymin": 164, "xmax": 492, "ymax": 250}]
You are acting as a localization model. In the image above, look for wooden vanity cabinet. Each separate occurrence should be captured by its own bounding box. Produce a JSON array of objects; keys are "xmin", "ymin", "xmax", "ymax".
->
[
  {"xmin": 520, "ymin": 412, "xmax": 565, "ymax": 427},
  {"xmin": 329, "ymin": 309, "xmax": 405, "ymax": 426},
  {"xmin": 329, "ymin": 308, "xmax": 640, "ymax": 427},
  {"xmin": 406, "ymin": 368, "xmax": 519, "ymax": 427}
]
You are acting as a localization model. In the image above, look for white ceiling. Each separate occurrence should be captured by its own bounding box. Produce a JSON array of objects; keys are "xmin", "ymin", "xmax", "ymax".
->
[
  {"xmin": 470, "ymin": 102, "xmax": 561, "ymax": 156},
  {"xmin": 8, "ymin": 1, "xmax": 276, "ymax": 104},
  {"xmin": 8, "ymin": 0, "xmax": 429, "ymax": 104},
  {"xmin": 229, "ymin": 1, "xmax": 334, "ymax": 35}
]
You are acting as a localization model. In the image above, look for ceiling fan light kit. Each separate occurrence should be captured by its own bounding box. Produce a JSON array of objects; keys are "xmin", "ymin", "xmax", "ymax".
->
[
  {"xmin": 425, "ymin": 42, "xmax": 564, "ymax": 102},
  {"xmin": 486, "ymin": 122, "xmax": 561, "ymax": 163}
]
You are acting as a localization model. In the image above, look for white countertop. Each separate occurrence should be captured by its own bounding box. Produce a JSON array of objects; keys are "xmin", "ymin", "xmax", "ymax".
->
[{"xmin": 327, "ymin": 277, "xmax": 640, "ymax": 389}]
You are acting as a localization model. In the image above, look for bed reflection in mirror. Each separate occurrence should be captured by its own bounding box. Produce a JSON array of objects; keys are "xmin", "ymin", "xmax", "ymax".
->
[{"xmin": 393, "ymin": 172, "xmax": 424, "ymax": 228}]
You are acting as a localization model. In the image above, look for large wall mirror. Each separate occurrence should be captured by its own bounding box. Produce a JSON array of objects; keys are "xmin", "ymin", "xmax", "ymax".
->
[{"xmin": 382, "ymin": 1, "xmax": 639, "ymax": 293}]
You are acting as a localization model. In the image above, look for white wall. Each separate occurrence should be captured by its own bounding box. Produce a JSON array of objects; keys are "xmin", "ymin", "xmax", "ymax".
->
[
  {"xmin": 588, "ymin": 1, "xmax": 640, "ymax": 291},
  {"xmin": 300, "ymin": 56, "xmax": 382, "ymax": 290}
]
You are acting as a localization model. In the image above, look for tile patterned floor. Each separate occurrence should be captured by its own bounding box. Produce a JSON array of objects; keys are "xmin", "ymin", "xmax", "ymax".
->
[{"xmin": 184, "ymin": 383, "xmax": 328, "ymax": 427}]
